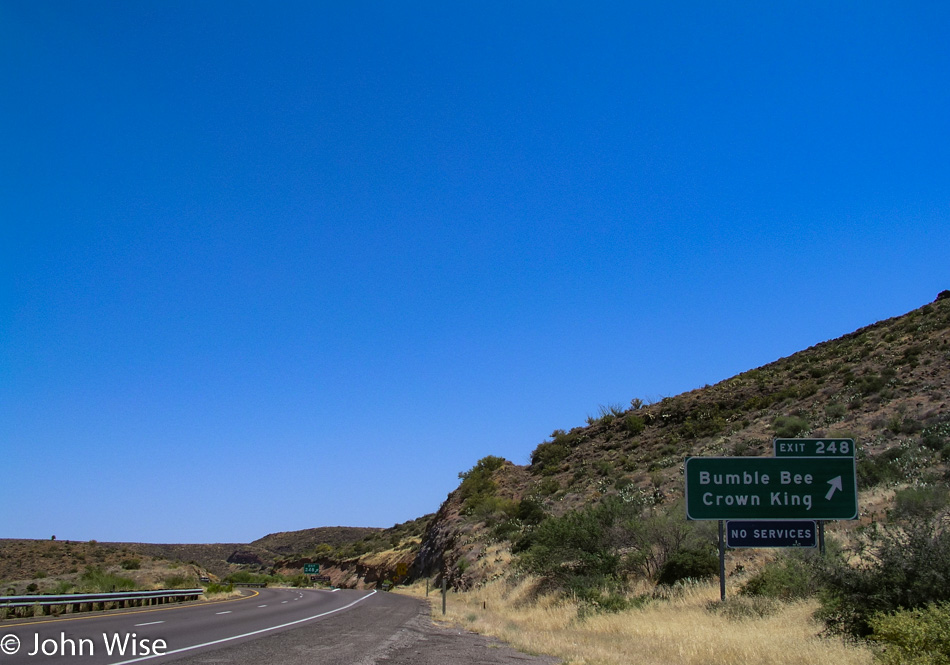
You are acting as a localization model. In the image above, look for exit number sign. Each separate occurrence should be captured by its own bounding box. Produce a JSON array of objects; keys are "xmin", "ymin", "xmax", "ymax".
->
[{"xmin": 774, "ymin": 438, "xmax": 855, "ymax": 457}]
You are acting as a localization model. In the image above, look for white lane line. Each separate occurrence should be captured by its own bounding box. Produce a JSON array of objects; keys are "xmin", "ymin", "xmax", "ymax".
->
[
  {"xmin": 110, "ymin": 591, "xmax": 378, "ymax": 665},
  {"xmin": 281, "ymin": 601, "xmax": 288, "ymax": 604},
  {"xmin": 215, "ymin": 611, "xmax": 232, "ymax": 615},
  {"xmin": 258, "ymin": 604, "xmax": 268, "ymax": 607},
  {"xmin": 134, "ymin": 621, "xmax": 165, "ymax": 627}
]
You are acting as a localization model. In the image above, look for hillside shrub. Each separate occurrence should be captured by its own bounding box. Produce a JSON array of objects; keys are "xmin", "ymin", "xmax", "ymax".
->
[
  {"xmin": 204, "ymin": 582, "xmax": 232, "ymax": 594},
  {"xmin": 772, "ymin": 415, "xmax": 808, "ymax": 438},
  {"xmin": 858, "ymin": 448, "xmax": 905, "ymax": 487},
  {"xmin": 655, "ymin": 547, "xmax": 718, "ymax": 586},
  {"xmin": 514, "ymin": 497, "xmax": 637, "ymax": 593},
  {"xmin": 530, "ymin": 442, "xmax": 569, "ymax": 475},
  {"xmin": 869, "ymin": 603, "xmax": 950, "ymax": 665},
  {"xmin": 120, "ymin": 558, "xmax": 141, "ymax": 570},
  {"xmin": 892, "ymin": 485, "xmax": 950, "ymax": 521},
  {"xmin": 623, "ymin": 414, "xmax": 645, "ymax": 435},
  {"xmin": 225, "ymin": 571, "xmax": 278, "ymax": 586},
  {"xmin": 458, "ymin": 456, "xmax": 507, "ymax": 515},
  {"xmin": 163, "ymin": 574, "xmax": 196, "ymax": 589},
  {"xmin": 740, "ymin": 552, "xmax": 821, "ymax": 600},
  {"xmin": 817, "ymin": 521, "xmax": 950, "ymax": 638},
  {"xmin": 79, "ymin": 567, "xmax": 136, "ymax": 592}
]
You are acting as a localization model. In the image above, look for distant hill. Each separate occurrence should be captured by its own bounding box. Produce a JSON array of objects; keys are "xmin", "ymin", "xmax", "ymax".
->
[{"xmin": 250, "ymin": 526, "xmax": 381, "ymax": 554}]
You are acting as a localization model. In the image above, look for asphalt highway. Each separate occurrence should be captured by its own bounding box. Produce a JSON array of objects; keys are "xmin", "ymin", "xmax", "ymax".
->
[{"xmin": 0, "ymin": 587, "xmax": 377, "ymax": 665}]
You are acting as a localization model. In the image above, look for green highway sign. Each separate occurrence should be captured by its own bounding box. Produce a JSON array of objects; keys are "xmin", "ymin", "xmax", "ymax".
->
[
  {"xmin": 303, "ymin": 563, "xmax": 320, "ymax": 574},
  {"xmin": 685, "ymin": 456, "xmax": 857, "ymax": 520},
  {"xmin": 774, "ymin": 438, "xmax": 855, "ymax": 457}
]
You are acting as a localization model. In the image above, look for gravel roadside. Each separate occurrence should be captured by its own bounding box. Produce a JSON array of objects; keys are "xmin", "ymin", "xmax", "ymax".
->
[{"xmin": 170, "ymin": 591, "xmax": 561, "ymax": 665}]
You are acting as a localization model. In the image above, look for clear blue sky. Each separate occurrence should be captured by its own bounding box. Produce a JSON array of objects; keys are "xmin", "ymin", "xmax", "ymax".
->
[{"xmin": 2, "ymin": 1, "xmax": 948, "ymax": 544}]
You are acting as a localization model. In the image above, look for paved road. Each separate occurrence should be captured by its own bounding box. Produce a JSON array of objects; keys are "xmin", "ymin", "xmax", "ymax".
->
[{"xmin": 0, "ymin": 589, "xmax": 560, "ymax": 665}]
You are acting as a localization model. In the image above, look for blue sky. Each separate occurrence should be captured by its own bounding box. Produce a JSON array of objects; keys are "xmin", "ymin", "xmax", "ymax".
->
[{"xmin": 2, "ymin": 1, "xmax": 948, "ymax": 544}]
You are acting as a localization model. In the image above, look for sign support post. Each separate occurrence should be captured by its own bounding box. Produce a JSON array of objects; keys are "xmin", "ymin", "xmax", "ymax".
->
[{"xmin": 718, "ymin": 520, "xmax": 726, "ymax": 602}]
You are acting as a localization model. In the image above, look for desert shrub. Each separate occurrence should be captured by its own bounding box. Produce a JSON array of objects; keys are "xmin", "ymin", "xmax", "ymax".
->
[
  {"xmin": 471, "ymin": 495, "xmax": 517, "ymax": 523},
  {"xmin": 79, "ymin": 567, "xmax": 137, "ymax": 592},
  {"xmin": 204, "ymin": 582, "xmax": 232, "ymax": 594},
  {"xmin": 869, "ymin": 603, "xmax": 950, "ymax": 665},
  {"xmin": 516, "ymin": 497, "xmax": 546, "ymax": 525},
  {"xmin": 817, "ymin": 521, "xmax": 950, "ymax": 638},
  {"xmin": 458, "ymin": 455, "xmax": 507, "ymax": 514},
  {"xmin": 772, "ymin": 415, "xmax": 808, "ymax": 438},
  {"xmin": 120, "ymin": 558, "xmax": 141, "ymax": 570},
  {"xmin": 707, "ymin": 596, "xmax": 779, "ymax": 620},
  {"xmin": 858, "ymin": 448, "xmax": 906, "ymax": 487},
  {"xmin": 824, "ymin": 403, "xmax": 847, "ymax": 420},
  {"xmin": 514, "ymin": 497, "xmax": 638, "ymax": 593},
  {"xmin": 530, "ymin": 441, "xmax": 569, "ymax": 475},
  {"xmin": 892, "ymin": 485, "xmax": 950, "ymax": 521},
  {"xmin": 163, "ymin": 574, "xmax": 195, "ymax": 589},
  {"xmin": 741, "ymin": 552, "xmax": 821, "ymax": 600},
  {"xmin": 655, "ymin": 547, "xmax": 718, "ymax": 586},
  {"xmin": 623, "ymin": 414, "xmax": 645, "ymax": 435},
  {"xmin": 224, "ymin": 571, "xmax": 277, "ymax": 585}
]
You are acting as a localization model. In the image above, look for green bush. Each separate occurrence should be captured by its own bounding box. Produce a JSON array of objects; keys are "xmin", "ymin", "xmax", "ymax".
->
[
  {"xmin": 869, "ymin": 603, "xmax": 950, "ymax": 665},
  {"xmin": 120, "ymin": 558, "xmax": 141, "ymax": 570},
  {"xmin": 824, "ymin": 403, "xmax": 847, "ymax": 420},
  {"xmin": 516, "ymin": 497, "xmax": 546, "ymax": 525},
  {"xmin": 893, "ymin": 485, "xmax": 950, "ymax": 522},
  {"xmin": 531, "ymin": 442, "xmax": 569, "ymax": 474},
  {"xmin": 514, "ymin": 497, "xmax": 635, "ymax": 592},
  {"xmin": 163, "ymin": 574, "xmax": 195, "ymax": 589},
  {"xmin": 707, "ymin": 596, "xmax": 779, "ymax": 620},
  {"xmin": 458, "ymin": 455, "xmax": 507, "ymax": 514},
  {"xmin": 817, "ymin": 522, "xmax": 950, "ymax": 638},
  {"xmin": 656, "ymin": 547, "xmax": 718, "ymax": 586},
  {"xmin": 858, "ymin": 448, "xmax": 905, "ymax": 487},
  {"xmin": 224, "ymin": 571, "xmax": 278, "ymax": 585},
  {"xmin": 623, "ymin": 414, "xmax": 645, "ymax": 435},
  {"xmin": 79, "ymin": 567, "xmax": 137, "ymax": 592},
  {"xmin": 772, "ymin": 416, "xmax": 809, "ymax": 438},
  {"xmin": 289, "ymin": 574, "xmax": 309, "ymax": 587},
  {"xmin": 740, "ymin": 553, "xmax": 821, "ymax": 600},
  {"xmin": 204, "ymin": 582, "xmax": 232, "ymax": 594}
]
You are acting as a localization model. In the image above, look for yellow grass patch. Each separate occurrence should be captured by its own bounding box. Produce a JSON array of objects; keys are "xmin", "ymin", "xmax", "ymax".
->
[{"xmin": 399, "ymin": 577, "xmax": 873, "ymax": 665}]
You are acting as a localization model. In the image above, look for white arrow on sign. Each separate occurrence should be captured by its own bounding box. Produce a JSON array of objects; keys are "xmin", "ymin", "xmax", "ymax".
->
[{"xmin": 825, "ymin": 476, "xmax": 843, "ymax": 500}]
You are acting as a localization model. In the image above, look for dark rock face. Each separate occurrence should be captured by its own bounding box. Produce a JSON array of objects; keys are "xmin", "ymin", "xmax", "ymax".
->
[{"xmin": 227, "ymin": 550, "xmax": 264, "ymax": 565}]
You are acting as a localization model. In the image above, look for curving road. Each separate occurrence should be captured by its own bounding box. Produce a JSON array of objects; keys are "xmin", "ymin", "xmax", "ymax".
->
[
  {"xmin": 0, "ymin": 588, "xmax": 560, "ymax": 665},
  {"xmin": 0, "ymin": 587, "xmax": 374, "ymax": 664}
]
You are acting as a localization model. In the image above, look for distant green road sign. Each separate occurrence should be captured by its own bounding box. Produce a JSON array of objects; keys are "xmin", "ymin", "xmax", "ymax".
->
[
  {"xmin": 774, "ymin": 438, "xmax": 855, "ymax": 457},
  {"xmin": 303, "ymin": 563, "xmax": 320, "ymax": 574},
  {"xmin": 685, "ymin": 457, "xmax": 857, "ymax": 520}
]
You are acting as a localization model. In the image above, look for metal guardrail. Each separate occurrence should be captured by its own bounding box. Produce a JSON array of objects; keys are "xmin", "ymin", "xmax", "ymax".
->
[
  {"xmin": 0, "ymin": 589, "xmax": 204, "ymax": 618},
  {"xmin": 230, "ymin": 582, "xmax": 267, "ymax": 588}
]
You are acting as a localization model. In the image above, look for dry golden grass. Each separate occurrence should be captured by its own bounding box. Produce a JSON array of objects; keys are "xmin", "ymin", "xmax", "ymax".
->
[{"xmin": 398, "ymin": 577, "xmax": 873, "ymax": 665}]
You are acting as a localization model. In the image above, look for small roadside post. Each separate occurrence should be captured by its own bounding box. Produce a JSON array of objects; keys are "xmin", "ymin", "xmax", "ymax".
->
[{"xmin": 718, "ymin": 520, "xmax": 725, "ymax": 602}]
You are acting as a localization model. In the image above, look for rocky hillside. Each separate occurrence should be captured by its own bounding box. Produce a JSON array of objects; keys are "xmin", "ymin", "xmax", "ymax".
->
[{"xmin": 413, "ymin": 292, "xmax": 950, "ymax": 588}]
